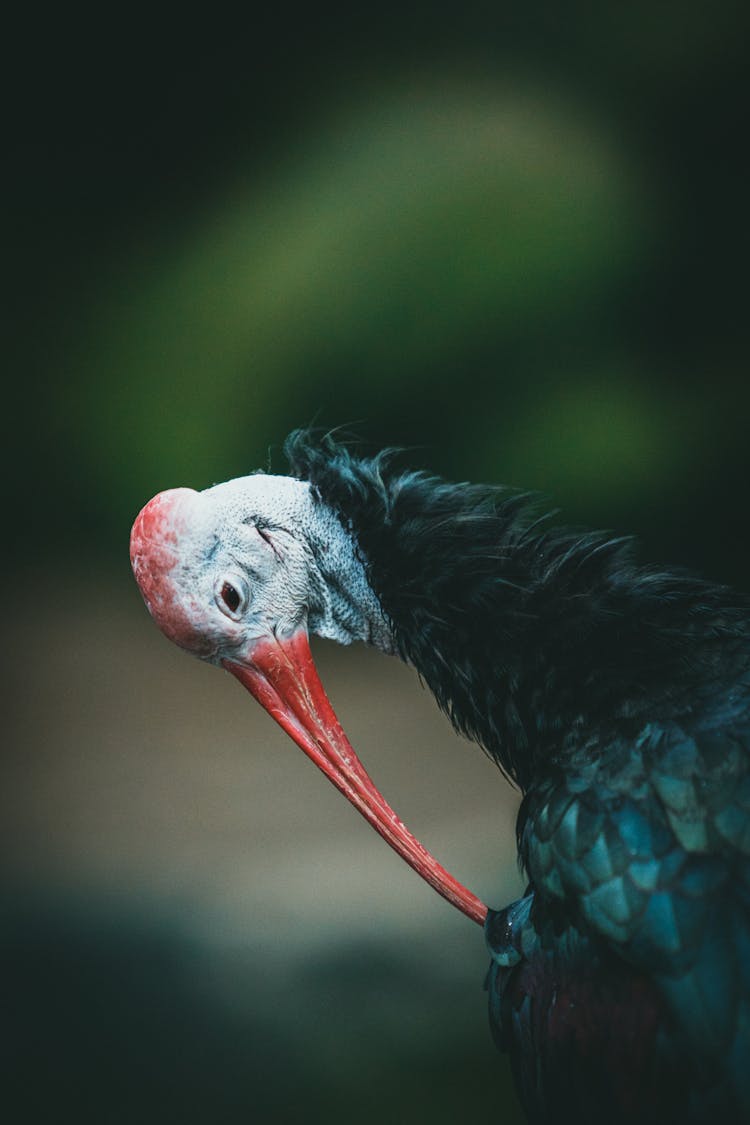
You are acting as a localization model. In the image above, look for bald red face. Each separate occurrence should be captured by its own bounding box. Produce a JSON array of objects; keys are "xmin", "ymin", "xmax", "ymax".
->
[{"xmin": 130, "ymin": 489, "xmax": 226, "ymax": 658}]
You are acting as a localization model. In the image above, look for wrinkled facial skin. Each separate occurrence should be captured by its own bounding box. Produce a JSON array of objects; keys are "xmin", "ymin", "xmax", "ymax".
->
[
  {"xmin": 130, "ymin": 476, "xmax": 330, "ymax": 665},
  {"xmin": 130, "ymin": 472, "xmax": 390, "ymax": 665}
]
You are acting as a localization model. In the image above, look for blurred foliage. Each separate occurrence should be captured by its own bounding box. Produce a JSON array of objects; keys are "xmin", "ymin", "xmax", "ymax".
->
[
  {"xmin": 3, "ymin": 7, "xmax": 749, "ymax": 1122},
  {"xmin": 6, "ymin": 1, "xmax": 749, "ymax": 582},
  {"xmin": 68, "ymin": 85, "xmax": 644, "ymax": 505}
]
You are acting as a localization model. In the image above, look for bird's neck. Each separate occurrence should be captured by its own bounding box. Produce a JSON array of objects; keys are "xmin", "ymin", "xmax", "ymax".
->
[
  {"xmin": 294, "ymin": 482, "xmax": 395, "ymax": 654},
  {"xmin": 289, "ymin": 434, "xmax": 749, "ymax": 792}
]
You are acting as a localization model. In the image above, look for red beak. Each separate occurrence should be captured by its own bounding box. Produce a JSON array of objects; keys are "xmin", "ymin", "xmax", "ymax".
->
[{"xmin": 224, "ymin": 629, "xmax": 488, "ymax": 926}]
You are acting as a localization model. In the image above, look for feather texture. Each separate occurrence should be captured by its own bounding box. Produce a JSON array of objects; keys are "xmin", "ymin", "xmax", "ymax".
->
[{"xmin": 285, "ymin": 430, "xmax": 750, "ymax": 1122}]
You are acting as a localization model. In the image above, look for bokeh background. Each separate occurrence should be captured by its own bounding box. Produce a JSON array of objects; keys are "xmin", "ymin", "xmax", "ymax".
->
[{"xmin": 4, "ymin": 4, "xmax": 749, "ymax": 1121}]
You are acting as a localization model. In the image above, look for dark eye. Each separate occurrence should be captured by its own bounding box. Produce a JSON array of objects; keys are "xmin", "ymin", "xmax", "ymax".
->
[
  {"xmin": 214, "ymin": 574, "xmax": 249, "ymax": 619},
  {"xmin": 220, "ymin": 582, "xmax": 241, "ymax": 612}
]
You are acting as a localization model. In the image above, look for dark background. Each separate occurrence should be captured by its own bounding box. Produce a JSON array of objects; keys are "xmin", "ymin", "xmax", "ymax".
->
[{"xmin": 4, "ymin": 4, "xmax": 749, "ymax": 1121}]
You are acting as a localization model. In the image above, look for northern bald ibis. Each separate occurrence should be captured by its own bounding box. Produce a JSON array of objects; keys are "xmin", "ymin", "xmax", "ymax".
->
[{"xmin": 131, "ymin": 431, "xmax": 750, "ymax": 1124}]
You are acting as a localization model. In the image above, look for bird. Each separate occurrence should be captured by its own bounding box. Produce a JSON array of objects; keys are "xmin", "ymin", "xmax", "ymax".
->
[{"xmin": 130, "ymin": 430, "xmax": 750, "ymax": 1124}]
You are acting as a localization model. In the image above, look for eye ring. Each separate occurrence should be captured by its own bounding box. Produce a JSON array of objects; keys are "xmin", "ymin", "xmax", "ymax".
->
[{"xmin": 214, "ymin": 574, "xmax": 250, "ymax": 620}]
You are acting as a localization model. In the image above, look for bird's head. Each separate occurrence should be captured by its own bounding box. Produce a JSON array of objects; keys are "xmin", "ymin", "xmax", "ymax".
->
[
  {"xmin": 130, "ymin": 472, "xmax": 487, "ymax": 926},
  {"xmin": 129, "ymin": 473, "xmax": 379, "ymax": 659}
]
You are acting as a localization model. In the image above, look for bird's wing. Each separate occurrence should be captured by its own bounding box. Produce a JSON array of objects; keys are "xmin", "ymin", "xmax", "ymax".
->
[{"xmin": 523, "ymin": 716, "xmax": 750, "ymax": 1078}]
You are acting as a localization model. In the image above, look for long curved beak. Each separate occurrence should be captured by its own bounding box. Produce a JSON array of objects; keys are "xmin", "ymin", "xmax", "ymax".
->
[{"xmin": 223, "ymin": 629, "xmax": 488, "ymax": 926}]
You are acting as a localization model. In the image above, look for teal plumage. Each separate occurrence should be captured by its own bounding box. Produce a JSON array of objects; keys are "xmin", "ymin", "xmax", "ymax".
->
[{"xmin": 489, "ymin": 712, "xmax": 750, "ymax": 1121}]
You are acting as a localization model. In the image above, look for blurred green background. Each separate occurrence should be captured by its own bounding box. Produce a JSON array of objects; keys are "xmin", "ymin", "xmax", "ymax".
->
[{"xmin": 3, "ymin": 3, "xmax": 749, "ymax": 1122}]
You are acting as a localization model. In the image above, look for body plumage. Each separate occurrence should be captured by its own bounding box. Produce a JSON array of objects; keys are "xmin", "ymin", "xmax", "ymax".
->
[{"xmin": 285, "ymin": 433, "xmax": 750, "ymax": 1123}]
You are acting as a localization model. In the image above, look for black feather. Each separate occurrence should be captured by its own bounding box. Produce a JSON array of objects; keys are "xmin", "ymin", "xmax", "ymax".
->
[
  {"xmin": 286, "ymin": 429, "xmax": 750, "ymax": 789},
  {"xmin": 285, "ymin": 429, "xmax": 750, "ymax": 1122}
]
